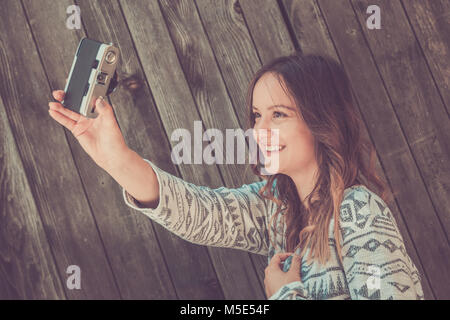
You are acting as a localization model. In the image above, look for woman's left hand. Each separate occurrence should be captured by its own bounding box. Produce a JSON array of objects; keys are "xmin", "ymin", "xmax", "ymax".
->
[{"xmin": 264, "ymin": 252, "xmax": 302, "ymax": 298}]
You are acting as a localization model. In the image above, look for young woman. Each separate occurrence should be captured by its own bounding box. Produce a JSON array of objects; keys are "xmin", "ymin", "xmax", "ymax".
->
[{"xmin": 48, "ymin": 52, "xmax": 424, "ymax": 300}]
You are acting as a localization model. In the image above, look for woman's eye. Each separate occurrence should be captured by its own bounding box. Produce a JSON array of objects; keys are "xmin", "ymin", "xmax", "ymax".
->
[
  {"xmin": 273, "ymin": 111, "xmax": 287, "ymax": 118},
  {"xmin": 253, "ymin": 111, "xmax": 287, "ymax": 120}
]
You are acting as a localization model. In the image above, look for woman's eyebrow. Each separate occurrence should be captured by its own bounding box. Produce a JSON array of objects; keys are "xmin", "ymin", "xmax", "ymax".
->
[{"xmin": 252, "ymin": 104, "xmax": 296, "ymax": 111}]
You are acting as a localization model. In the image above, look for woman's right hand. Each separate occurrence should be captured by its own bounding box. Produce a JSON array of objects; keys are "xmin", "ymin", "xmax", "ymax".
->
[{"xmin": 48, "ymin": 90, "xmax": 129, "ymax": 171}]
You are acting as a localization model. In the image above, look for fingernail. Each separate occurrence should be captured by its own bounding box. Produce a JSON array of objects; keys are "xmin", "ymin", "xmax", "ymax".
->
[{"xmin": 96, "ymin": 96, "xmax": 104, "ymax": 107}]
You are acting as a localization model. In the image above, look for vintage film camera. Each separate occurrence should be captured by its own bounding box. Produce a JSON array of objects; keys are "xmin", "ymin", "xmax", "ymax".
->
[{"xmin": 62, "ymin": 38, "xmax": 119, "ymax": 118}]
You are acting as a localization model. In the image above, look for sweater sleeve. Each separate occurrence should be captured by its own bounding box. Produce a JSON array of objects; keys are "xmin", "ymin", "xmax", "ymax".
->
[
  {"xmin": 339, "ymin": 187, "xmax": 425, "ymax": 300},
  {"xmin": 122, "ymin": 158, "xmax": 272, "ymax": 256}
]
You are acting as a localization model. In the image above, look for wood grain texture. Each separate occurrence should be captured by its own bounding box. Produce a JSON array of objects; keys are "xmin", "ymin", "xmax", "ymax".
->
[
  {"xmin": 1, "ymin": 0, "xmax": 447, "ymax": 300},
  {"xmin": 195, "ymin": 0, "xmax": 263, "ymax": 130},
  {"xmin": 0, "ymin": 94, "xmax": 65, "ymax": 299},
  {"xmin": 350, "ymin": 0, "xmax": 449, "ymax": 238},
  {"xmin": 0, "ymin": 0, "xmax": 120, "ymax": 299},
  {"xmin": 398, "ymin": 0, "xmax": 450, "ymax": 116}
]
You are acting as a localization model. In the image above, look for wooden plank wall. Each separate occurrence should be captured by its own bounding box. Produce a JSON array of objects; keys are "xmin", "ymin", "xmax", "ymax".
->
[{"xmin": 0, "ymin": 0, "xmax": 448, "ymax": 299}]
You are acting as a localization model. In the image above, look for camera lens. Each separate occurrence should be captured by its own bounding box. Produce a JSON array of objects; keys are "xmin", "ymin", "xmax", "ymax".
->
[
  {"xmin": 105, "ymin": 51, "xmax": 116, "ymax": 64},
  {"xmin": 97, "ymin": 72, "xmax": 107, "ymax": 85}
]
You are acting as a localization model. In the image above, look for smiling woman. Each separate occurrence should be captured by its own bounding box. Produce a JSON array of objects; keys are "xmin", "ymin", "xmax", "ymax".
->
[
  {"xmin": 246, "ymin": 53, "xmax": 383, "ymax": 263},
  {"xmin": 251, "ymin": 73, "xmax": 316, "ymax": 180},
  {"xmin": 119, "ymin": 52, "xmax": 424, "ymax": 300},
  {"xmin": 243, "ymin": 52, "xmax": 424, "ymax": 299}
]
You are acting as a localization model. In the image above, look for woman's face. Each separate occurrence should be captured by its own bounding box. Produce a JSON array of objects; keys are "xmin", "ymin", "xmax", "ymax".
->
[{"xmin": 252, "ymin": 72, "xmax": 316, "ymax": 176}]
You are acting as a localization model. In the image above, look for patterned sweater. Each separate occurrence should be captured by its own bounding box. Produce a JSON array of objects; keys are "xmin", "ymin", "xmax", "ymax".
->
[{"xmin": 122, "ymin": 158, "xmax": 424, "ymax": 300}]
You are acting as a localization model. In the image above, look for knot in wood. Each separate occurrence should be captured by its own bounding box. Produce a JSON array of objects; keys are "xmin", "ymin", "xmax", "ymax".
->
[{"xmin": 233, "ymin": 1, "xmax": 242, "ymax": 15}]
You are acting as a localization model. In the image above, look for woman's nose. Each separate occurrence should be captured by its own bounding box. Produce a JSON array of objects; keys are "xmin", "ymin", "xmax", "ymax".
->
[{"xmin": 253, "ymin": 126, "xmax": 279, "ymax": 146}]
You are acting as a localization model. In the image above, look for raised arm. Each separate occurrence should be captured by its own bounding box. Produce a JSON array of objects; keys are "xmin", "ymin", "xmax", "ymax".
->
[
  {"xmin": 112, "ymin": 152, "xmax": 274, "ymax": 256},
  {"xmin": 47, "ymin": 92, "xmax": 272, "ymax": 255}
]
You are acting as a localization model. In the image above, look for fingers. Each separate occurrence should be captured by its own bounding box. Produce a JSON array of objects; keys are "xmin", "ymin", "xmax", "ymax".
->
[
  {"xmin": 49, "ymin": 101, "xmax": 81, "ymax": 122},
  {"xmin": 268, "ymin": 252, "xmax": 293, "ymax": 267},
  {"xmin": 94, "ymin": 96, "xmax": 115, "ymax": 123},
  {"xmin": 48, "ymin": 108, "xmax": 76, "ymax": 132},
  {"xmin": 52, "ymin": 90, "xmax": 65, "ymax": 102},
  {"xmin": 94, "ymin": 96, "xmax": 112, "ymax": 115}
]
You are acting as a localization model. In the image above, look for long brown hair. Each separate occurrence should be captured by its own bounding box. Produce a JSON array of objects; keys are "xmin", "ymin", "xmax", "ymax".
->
[{"xmin": 246, "ymin": 52, "xmax": 389, "ymax": 266}]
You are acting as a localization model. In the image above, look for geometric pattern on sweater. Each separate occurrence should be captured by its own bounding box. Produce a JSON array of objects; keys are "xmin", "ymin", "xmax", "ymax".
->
[{"xmin": 122, "ymin": 158, "xmax": 425, "ymax": 300}]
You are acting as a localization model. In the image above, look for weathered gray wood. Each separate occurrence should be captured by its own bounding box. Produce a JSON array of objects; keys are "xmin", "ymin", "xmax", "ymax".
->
[
  {"xmin": 0, "ymin": 0, "xmax": 120, "ymax": 299},
  {"xmin": 350, "ymin": 0, "xmax": 450, "ymax": 237},
  {"xmin": 118, "ymin": 0, "xmax": 265, "ymax": 299},
  {"xmin": 2, "ymin": 0, "xmax": 447, "ymax": 300},
  {"xmin": 400, "ymin": 0, "xmax": 450, "ymax": 116},
  {"xmin": 0, "ymin": 94, "xmax": 66, "ymax": 299},
  {"xmin": 195, "ymin": 0, "xmax": 264, "ymax": 131},
  {"xmin": 22, "ymin": 0, "xmax": 180, "ymax": 299},
  {"xmin": 280, "ymin": 0, "xmax": 447, "ymax": 299},
  {"xmin": 239, "ymin": 0, "xmax": 296, "ymax": 62},
  {"xmin": 159, "ymin": 0, "xmax": 259, "ymax": 188}
]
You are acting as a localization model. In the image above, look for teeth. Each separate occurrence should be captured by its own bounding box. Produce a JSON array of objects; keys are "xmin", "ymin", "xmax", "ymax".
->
[{"xmin": 266, "ymin": 146, "xmax": 283, "ymax": 151}]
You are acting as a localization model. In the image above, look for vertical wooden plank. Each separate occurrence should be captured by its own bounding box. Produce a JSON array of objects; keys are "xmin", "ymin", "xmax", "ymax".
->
[
  {"xmin": 195, "ymin": 0, "xmax": 263, "ymax": 130},
  {"xmin": 0, "ymin": 0, "xmax": 120, "ymax": 299},
  {"xmin": 401, "ymin": 0, "xmax": 450, "ymax": 116},
  {"xmin": 159, "ymin": 0, "xmax": 260, "ymax": 187},
  {"xmin": 117, "ymin": 0, "xmax": 266, "ymax": 299},
  {"xmin": 0, "ymin": 94, "xmax": 65, "ymax": 299},
  {"xmin": 239, "ymin": 0, "xmax": 296, "ymax": 61}
]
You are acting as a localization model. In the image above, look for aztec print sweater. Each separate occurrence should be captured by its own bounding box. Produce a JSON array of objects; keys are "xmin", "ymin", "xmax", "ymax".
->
[{"xmin": 122, "ymin": 158, "xmax": 424, "ymax": 300}]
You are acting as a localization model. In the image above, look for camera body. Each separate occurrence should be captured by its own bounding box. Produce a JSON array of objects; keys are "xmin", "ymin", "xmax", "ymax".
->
[{"xmin": 62, "ymin": 38, "xmax": 119, "ymax": 118}]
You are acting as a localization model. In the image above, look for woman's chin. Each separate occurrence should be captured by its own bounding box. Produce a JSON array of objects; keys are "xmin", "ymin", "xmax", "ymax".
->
[{"xmin": 261, "ymin": 161, "xmax": 282, "ymax": 175}]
